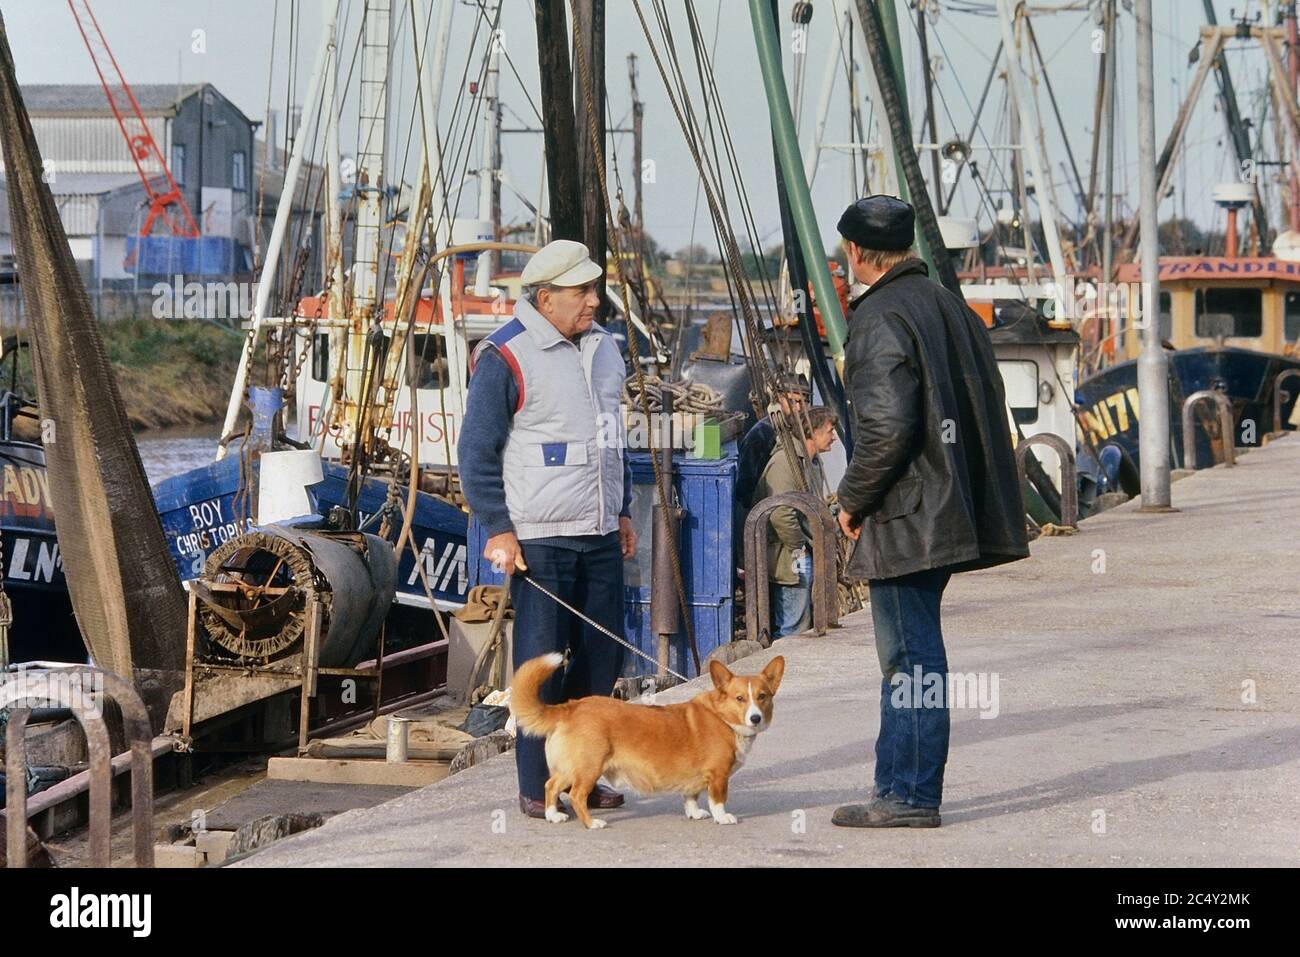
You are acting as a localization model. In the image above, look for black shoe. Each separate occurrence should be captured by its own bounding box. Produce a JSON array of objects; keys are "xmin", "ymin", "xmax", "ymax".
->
[{"xmin": 831, "ymin": 796, "xmax": 941, "ymax": 828}]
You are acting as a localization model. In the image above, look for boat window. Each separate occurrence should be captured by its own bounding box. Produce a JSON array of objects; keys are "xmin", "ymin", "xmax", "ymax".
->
[
  {"xmin": 998, "ymin": 359, "xmax": 1039, "ymax": 425},
  {"xmin": 1194, "ymin": 287, "xmax": 1262, "ymax": 338},
  {"xmin": 1286, "ymin": 291, "xmax": 1300, "ymax": 343},
  {"xmin": 411, "ymin": 334, "xmax": 449, "ymax": 390},
  {"xmin": 1159, "ymin": 292, "xmax": 1172, "ymax": 342},
  {"xmin": 311, "ymin": 333, "xmax": 329, "ymax": 382}
]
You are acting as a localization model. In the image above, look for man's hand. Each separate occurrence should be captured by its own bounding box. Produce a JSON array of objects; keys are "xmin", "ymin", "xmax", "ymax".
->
[
  {"xmin": 485, "ymin": 531, "xmax": 527, "ymax": 575},
  {"xmin": 618, "ymin": 515, "xmax": 637, "ymax": 559},
  {"xmin": 837, "ymin": 509, "xmax": 861, "ymax": 541}
]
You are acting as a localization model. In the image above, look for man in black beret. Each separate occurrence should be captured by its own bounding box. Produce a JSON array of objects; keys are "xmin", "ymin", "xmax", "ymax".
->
[{"xmin": 831, "ymin": 195, "xmax": 1028, "ymax": 829}]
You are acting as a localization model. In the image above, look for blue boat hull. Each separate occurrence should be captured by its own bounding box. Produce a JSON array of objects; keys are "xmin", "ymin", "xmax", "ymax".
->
[
  {"xmin": 1076, "ymin": 346, "xmax": 1300, "ymax": 470},
  {"xmin": 152, "ymin": 458, "xmax": 469, "ymax": 609},
  {"xmin": 1, "ymin": 441, "xmax": 86, "ymax": 663}
]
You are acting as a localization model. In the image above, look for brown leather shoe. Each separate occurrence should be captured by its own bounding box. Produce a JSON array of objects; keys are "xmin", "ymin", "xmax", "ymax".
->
[
  {"xmin": 518, "ymin": 794, "xmax": 549, "ymax": 819},
  {"xmin": 522, "ymin": 785, "xmax": 624, "ymax": 816}
]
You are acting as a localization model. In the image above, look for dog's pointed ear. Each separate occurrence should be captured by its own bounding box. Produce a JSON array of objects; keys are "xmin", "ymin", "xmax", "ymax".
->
[
  {"xmin": 708, "ymin": 658, "xmax": 732, "ymax": 691},
  {"xmin": 761, "ymin": 656, "xmax": 785, "ymax": 693}
]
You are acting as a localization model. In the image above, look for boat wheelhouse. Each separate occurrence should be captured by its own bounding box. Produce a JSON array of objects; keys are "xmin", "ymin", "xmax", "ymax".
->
[{"xmin": 1077, "ymin": 256, "xmax": 1300, "ymax": 470}]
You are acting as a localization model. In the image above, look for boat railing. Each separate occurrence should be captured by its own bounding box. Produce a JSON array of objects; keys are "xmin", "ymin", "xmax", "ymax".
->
[
  {"xmin": 1015, "ymin": 433, "xmax": 1079, "ymax": 528},
  {"xmin": 1272, "ymin": 370, "xmax": 1300, "ymax": 435},
  {"xmin": 742, "ymin": 492, "xmax": 839, "ymax": 646},
  {"xmin": 2, "ymin": 665, "xmax": 154, "ymax": 868},
  {"xmin": 1181, "ymin": 390, "xmax": 1237, "ymax": 470}
]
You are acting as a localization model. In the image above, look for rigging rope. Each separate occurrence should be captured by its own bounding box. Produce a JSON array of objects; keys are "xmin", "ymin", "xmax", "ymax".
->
[
  {"xmin": 622, "ymin": 375, "xmax": 725, "ymax": 415},
  {"xmin": 571, "ymin": 0, "xmax": 705, "ymax": 673}
]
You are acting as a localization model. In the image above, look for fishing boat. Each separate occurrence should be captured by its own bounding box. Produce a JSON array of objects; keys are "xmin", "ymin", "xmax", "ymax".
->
[
  {"xmin": 0, "ymin": 339, "xmax": 83, "ymax": 664},
  {"xmin": 1074, "ymin": 6, "xmax": 1300, "ymax": 471},
  {"xmin": 150, "ymin": 0, "xmax": 677, "ymax": 677},
  {"xmin": 150, "ymin": 0, "xmax": 489, "ymax": 629},
  {"xmin": 1076, "ymin": 253, "xmax": 1300, "ymax": 470}
]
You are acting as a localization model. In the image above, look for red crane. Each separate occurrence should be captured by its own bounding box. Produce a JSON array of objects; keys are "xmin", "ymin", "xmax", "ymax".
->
[{"xmin": 66, "ymin": 0, "xmax": 200, "ymax": 237}]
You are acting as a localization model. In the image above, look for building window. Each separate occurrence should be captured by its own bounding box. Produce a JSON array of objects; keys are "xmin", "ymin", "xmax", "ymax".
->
[
  {"xmin": 1194, "ymin": 287, "xmax": 1262, "ymax": 339},
  {"xmin": 171, "ymin": 144, "xmax": 186, "ymax": 186},
  {"xmin": 232, "ymin": 151, "xmax": 247, "ymax": 191}
]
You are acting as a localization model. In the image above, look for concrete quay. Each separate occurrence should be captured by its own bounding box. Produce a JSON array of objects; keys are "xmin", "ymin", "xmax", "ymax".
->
[{"xmin": 239, "ymin": 436, "xmax": 1300, "ymax": 867}]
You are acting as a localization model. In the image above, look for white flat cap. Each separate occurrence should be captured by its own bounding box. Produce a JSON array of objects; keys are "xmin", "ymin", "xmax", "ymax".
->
[{"xmin": 521, "ymin": 239, "xmax": 604, "ymax": 287}]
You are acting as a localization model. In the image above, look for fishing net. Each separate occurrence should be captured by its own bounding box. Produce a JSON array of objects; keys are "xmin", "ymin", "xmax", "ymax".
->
[{"xmin": 0, "ymin": 14, "xmax": 186, "ymax": 689}]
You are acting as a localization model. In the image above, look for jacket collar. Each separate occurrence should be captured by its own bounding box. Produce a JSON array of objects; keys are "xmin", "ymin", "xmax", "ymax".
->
[
  {"xmin": 514, "ymin": 296, "xmax": 608, "ymax": 350},
  {"xmin": 849, "ymin": 257, "xmax": 929, "ymax": 309}
]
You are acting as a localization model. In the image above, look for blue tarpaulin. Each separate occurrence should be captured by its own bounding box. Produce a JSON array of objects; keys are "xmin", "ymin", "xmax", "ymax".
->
[{"xmin": 124, "ymin": 235, "xmax": 246, "ymax": 276}]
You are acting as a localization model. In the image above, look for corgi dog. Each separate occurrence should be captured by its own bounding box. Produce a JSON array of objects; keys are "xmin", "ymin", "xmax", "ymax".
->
[{"xmin": 510, "ymin": 653, "xmax": 786, "ymax": 829}]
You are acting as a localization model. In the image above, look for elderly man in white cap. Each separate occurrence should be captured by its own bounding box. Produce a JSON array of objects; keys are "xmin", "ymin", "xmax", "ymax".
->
[{"xmin": 458, "ymin": 239, "xmax": 637, "ymax": 820}]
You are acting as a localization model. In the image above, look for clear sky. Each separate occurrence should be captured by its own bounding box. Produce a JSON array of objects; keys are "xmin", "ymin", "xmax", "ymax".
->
[{"xmin": 1, "ymin": 1, "xmax": 1278, "ymax": 253}]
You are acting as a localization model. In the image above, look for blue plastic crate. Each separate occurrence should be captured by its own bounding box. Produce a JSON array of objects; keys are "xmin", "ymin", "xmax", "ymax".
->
[{"xmin": 468, "ymin": 442, "xmax": 737, "ymax": 679}]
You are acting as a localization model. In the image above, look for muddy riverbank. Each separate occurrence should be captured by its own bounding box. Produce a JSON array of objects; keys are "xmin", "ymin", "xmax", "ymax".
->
[{"xmin": 4, "ymin": 318, "xmax": 245, "ymax": 433}]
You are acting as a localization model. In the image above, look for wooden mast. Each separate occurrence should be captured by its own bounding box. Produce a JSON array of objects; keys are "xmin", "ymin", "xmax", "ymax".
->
[
  {"xmin": 629, "ymin": 52, "xmax": 644, "ymax": 236},
  {"xmin": 572, "ymin": 0, "xmax": 607, "ymax": 302},
  {"xmin": 534, "ymin": 0, "xmax": 582, "ymax": 242}
]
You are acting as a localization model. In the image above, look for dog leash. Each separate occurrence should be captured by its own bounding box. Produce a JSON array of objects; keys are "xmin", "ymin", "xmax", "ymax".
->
[{"xmin": 517, "ymin": 574, "xmax": 692, "ymax": 684}]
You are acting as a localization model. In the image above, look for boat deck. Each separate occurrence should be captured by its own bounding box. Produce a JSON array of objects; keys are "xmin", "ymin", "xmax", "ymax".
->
[{"xmin": 236, "ymin": 436, "xmax": 1300, "ymax": 867}]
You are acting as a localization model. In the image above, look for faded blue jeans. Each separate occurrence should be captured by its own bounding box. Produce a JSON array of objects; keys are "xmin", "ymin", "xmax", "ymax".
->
[
  {"xmin": 868, "ymin": 566, "xmax": 953, "ymax": 809},
  {"xmin": 771, "ymin": 549, "xmax": 812, "ymax": 638}
]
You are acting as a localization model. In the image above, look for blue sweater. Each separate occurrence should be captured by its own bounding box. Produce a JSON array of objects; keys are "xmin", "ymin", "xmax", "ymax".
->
[
  {"xmin": 736, "ymin": 416, "xmax": 777, "ymax": 510},
  {"xmin": 459, "ymin": 348, "xmax": 633, "ymax": 541}
]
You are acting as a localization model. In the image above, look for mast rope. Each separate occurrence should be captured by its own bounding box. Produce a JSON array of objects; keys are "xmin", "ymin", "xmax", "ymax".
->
[
  {"xmin": 570, "ymin": 0, "xmax": 706, "ymax": 673},
  {"xmin": 637, "ymin": 1, "xmax": 821, "ymax": 492}
]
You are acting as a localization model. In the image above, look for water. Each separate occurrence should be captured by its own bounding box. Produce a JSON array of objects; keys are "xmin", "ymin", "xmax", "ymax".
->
[{"xmin": 135, "ymin": 424, "xmax": 222, "ymax": 485}]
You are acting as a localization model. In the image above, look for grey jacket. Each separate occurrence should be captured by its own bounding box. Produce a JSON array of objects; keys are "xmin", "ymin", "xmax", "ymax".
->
[{"xmin": 468, "ymin": 298, "xmax": 626, "ymax": 540}]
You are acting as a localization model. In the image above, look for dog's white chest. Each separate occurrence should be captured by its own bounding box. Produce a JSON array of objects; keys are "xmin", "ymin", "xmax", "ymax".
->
[{"xmin": 732, "ymin": 732, "xmax": 755, "ymax": 768}]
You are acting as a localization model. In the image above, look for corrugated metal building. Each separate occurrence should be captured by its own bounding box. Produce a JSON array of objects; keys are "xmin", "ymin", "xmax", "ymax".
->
[{"xmin": 0, "ymin": 83, "xmax": 293, "ymax": 288}]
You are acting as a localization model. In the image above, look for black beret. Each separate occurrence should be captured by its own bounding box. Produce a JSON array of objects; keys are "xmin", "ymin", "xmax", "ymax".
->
[{"xmin": 836, "ymin": 194, "xmax": 915, "ymax": 251}]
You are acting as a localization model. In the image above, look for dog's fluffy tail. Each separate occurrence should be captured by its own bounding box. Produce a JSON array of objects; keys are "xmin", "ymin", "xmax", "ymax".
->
[{"xmin": 509, "ymin": 653, "xmax": 565, "ymax": 738}]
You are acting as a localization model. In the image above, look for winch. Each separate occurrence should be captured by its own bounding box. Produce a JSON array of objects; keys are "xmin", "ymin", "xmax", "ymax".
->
[{"xmin": 194, "ymin": 526, "xmax": 397, "ymax": 667}]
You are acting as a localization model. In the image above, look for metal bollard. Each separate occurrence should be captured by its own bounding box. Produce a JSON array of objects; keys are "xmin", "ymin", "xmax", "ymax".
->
[
  {"xmin": 1272, "ymin": 369, "xmax": 1300, "ymax": 435},
  {"xmin": 386, "ymin": 716, "xmax": 411, "ymax": 763},
  {"xmin": 1014, "ymin": 433, "xmax": 1079, "ymax": 527},
  {"xmin": 1181, "ymin": 389, "xmax": 1236, "ymax": 469},
  {"xmin": 743, "ymin": 491, "xmax": 839, "ymax": 646},
  {"xmin": 2, "ymin": 666, "xmax": 153, "ymax": 868}
]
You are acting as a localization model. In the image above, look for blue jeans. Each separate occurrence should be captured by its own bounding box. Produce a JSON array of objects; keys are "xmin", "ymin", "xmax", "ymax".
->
[
  {"xmin": 771, "ymin": 550, "xmax": 812, "ymax": 638},
  {"xmin": 509, "ymin": 534, "xmax": 625, "ymax": 801},
  {"xmin": 868, "ymin": 566, "xmax": 953, "ymax": 809}
]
